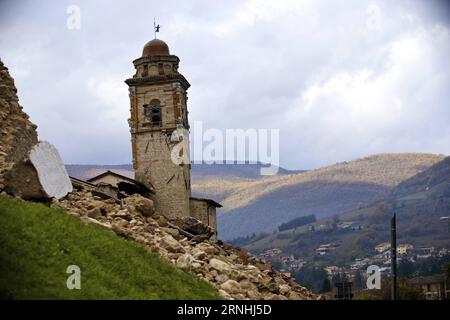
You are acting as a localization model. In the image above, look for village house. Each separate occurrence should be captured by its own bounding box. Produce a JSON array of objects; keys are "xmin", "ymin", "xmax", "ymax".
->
[
  {"xmin": 289, "ymin": 259, "xmax": 306, "ymax": 271},
  {"xmin": 258, "ymin": 248, "xmax": 283, "ymax": 263},
  {"xmin": 416, "ymin": 246, "xmax": 436, "ymax": 259},
  {"xmin": 397, "ymin": 244, "xmax": 414, "ymax": 255},
  {"xmin": 438, "ymin": 248, "xmax": 449, "ymax": 258},
  {"xmin": 337, "ymin": 221, "xmax": 358, "ymax": 230},
  {"xmin": 375, "ymin": 242, "xmax": 390, "ymax": 253},
  {"xmin": 316, "ymin": 243, "xmax": 339, "ymax": 256},
  {"xmin": 350, "ymin": 259, "xmax": 370, "ymax": 271},
  {"xmin": 324, "ymin": 266, "xmax": 344, "ymax": 277},
  {"xmin": 87, "ymin": 170, "xmax": 134, "ymax": 187},
  {"xmin": 316, "ymin": 247, "xmax": 329, "ymax": 256},
  {"xmin": 408, "ymin": 274, "xmax": 449, "ymax": 300}
]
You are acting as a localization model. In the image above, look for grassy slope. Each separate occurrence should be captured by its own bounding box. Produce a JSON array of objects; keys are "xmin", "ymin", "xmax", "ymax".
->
[{"xmin": 0, "ymin": 195, "xmax": 220, "ymax": 300}]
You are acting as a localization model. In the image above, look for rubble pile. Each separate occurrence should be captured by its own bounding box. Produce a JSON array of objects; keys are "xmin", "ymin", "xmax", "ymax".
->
[
  {"xmin": 0, "ymin": 58, "xmax": 318, "ymax": 300},
  {"xmin": 52, "ymin": 190, "xmax": 319, "ymax": 300}
]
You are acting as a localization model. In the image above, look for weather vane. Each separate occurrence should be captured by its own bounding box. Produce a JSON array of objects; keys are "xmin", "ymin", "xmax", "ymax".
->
[{"xmin": 154, "ymin": 17, "xmax": 161, "ymax": 39}]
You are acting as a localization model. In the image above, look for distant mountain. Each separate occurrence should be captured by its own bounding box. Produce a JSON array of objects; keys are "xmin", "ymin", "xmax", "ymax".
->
[
  {"xmin": 65, "ymin": 163, "xmax": 301, "ymax": 182},
  {"xmin": 191, "ymin": 162, "xmax": 304, "ymax": 180},
  {"xmin": 244, "ymin": 156, "xmax": 450, "ymax": 266},
  {"xmin": 65, "ymin": 164, "xmax": 134, "ymax": 181}
]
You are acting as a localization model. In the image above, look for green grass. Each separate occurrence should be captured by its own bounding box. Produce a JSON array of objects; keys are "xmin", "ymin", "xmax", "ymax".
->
[{"xmin": 0, "ymin": 195, "xmax": 221, "ymax": 300}]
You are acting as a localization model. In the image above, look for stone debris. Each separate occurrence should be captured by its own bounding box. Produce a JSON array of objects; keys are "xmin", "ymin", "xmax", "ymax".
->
[
  {"xmin": 5, "ymin": 141, "xmax": 73, "ymax": 199},
  {"xmin": 52, "ymin": 189, "xmax": 320, "ymax": 300},
  {"xmin": 124, "ymin": 193, "xmax": 155, "ymax": 217},
  {"xmin": 0, "ymin": 57, "xmax": 318, "ymax": 300}
]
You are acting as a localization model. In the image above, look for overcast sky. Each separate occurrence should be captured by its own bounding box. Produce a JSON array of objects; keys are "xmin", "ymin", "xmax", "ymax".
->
[{"xmin": 1, "ymin": 0, "xmax": 449, "ymax": 170}]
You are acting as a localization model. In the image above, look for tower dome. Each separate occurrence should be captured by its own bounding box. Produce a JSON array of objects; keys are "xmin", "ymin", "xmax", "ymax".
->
[{"xmin": 142, "ymin": 38, "xmax": 170, "ymax": 57}]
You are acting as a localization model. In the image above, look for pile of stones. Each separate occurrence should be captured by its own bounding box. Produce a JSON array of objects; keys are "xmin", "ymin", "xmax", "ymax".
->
[
  {"xmin": 1, "ymin": 57, "xmax": 318, "ymax": 300},
  {"xmin": 52, "ymin": 189, "xmax": 319, "ymax": 300}
]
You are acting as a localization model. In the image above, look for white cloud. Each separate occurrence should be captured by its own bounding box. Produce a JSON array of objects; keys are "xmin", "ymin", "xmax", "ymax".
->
[
  {"xmin": 280, "ymin": 22, "xmax": 450, "ymax": 167},
  {"xmin": 87, "ymin": 77, "xmax": 128, "ymax": 121},
  {"xmin": 0, "ymin": 0, "xmax": 449, "ymax": 169}
]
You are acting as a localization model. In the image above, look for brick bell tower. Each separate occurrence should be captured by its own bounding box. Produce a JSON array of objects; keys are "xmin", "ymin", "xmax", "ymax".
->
[{"xmin": 125, "ymin": 38, "xmax": 191, "ymax": 219}]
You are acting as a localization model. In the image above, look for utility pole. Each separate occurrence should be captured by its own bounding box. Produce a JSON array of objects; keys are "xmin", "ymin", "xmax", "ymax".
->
[
  {"xmin": 440, "ymin": 217, "xmax": 450, "ymax": 299},
  {"xmin": 391, "ymin": 213, "xmax": 397, "ymax": 300},
  {"xmin": 440, "ymin": 216, "xmax": 450, "ymax": 242}
]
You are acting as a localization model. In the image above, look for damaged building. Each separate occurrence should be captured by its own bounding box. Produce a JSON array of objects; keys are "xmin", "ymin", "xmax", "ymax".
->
[{"xmin": 70, "ymin": 38, "xmax": 221, "ymax": 236}]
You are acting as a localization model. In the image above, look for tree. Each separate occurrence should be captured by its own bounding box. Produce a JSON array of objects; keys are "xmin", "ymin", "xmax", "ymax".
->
[
  {"xmin": 353, "ymin": 270, "xmax": 365, "ymax": 289},
  {"xmin": 294, "ymin": 266, "xmax": 328, "ymax": 293},
  {"xmin": 278, "ymin": 215, "xmax": 316, "ymax": 232},
  {"xmin": 332, "ymin": 215, "xmax": 340, "ymax": 230},
  {"xmin": 320, "ymin": 278, "xmax": 332, "ymax": 293},
  {"xmin": 444, "ymin": 263, "xmax": 450, "ymax": 293},
  {"xmin": 398, "ymin": 258, "xmax": 415, "ymax": 278},
  {"xmin": 368, "ymin": 203, "xmax": 391, "ymax": 224}
]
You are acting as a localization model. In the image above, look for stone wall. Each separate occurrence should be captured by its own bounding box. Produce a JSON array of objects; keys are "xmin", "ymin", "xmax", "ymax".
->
[
  {"xmin": 131, "ymin": 82, "xmax": 191, "ymax": 220},
  {"xmin": 208, "ymin": 205, "xmax": 217, "ymax": 236},
  {"xmin": 0, "ymin": 59, "xmax": 38, "ymax": 191},
  {"xmin": 190, "ymin": 199, "xmax": 209, "ymax": 224},
  {"xmin": 133, "ymin": 129, "xmax": 191, "ymax": 218},
  {"xmin": 190, "ymin": 199, "xmax": 218, "ymax": 240}
]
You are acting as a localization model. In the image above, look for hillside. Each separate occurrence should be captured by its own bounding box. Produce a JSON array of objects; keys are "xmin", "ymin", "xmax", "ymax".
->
[
  {"xmin": 244, "ymin": 156, "xmax": 450, "ymax": 266},
  {"xmin": 0, "ymin": 195, "xmax": 220, "ymax": 299},
  {"xmin": 389, "ymin": 156, "xmax": 450, "ymax": 200},
  {"xmin": 218, "ymin": 153, "xmax": 445, "ymax": 239}
]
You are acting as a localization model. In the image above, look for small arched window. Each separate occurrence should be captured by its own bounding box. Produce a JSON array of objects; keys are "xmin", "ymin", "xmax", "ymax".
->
[
  {"xmin": 142, "ymin": 64, "xmax": 148, "ymax": 77},
  {"xmin": 143, "ymin": 99, "xmax": 161, "ymax": 127}
]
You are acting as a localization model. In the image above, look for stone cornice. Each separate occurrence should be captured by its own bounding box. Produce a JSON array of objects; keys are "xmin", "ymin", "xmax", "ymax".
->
[
  {"xmin": 125, "ymin": 73, "xmax": 190, "ymax": 90},
  {"xmin": 132, "ymin": 55, "xmax": 180, "ymax": 66}
]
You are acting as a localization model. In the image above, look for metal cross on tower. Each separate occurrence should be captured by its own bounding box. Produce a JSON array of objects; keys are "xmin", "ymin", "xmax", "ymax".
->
[{"xmin": 154, "ymin": 18, "xmax": 161, "ymax": 38}]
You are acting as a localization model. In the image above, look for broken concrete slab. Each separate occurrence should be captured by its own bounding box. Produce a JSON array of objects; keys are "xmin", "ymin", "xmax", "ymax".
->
[{"xmin": 5, "ymin": 141, "xmax": 73, "ymax": 200}]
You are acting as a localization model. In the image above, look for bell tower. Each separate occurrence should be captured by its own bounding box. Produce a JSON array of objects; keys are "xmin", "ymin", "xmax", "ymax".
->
[{"xmin": 125, "ymin": 38, "xmax": 191, "ymax": 219}]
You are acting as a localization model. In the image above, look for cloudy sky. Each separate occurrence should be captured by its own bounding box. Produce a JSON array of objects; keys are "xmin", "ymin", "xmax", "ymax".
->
[{"xmin": 1, "ymin": 0, "xmax": 449, "ymax": 170}]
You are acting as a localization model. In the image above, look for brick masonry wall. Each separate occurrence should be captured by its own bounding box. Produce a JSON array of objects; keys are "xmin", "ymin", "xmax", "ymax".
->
[
  {"xmin": 190, "ymin": 199, "xmax": 208, "ymax": 223},
  {"xmin": 0, "ymin": 58, "xmax": 38, "ymax": 191},
  {"xmin": 126, "ymin": 52, "xmax": 219, "ymax": 225},
  {"xmin": 190, "ymin": 199, "xmax": 217, "ymax": 235},
  {"xmin": 132, "ymin": 82, "xmax": 191, "ymax": 219}
]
